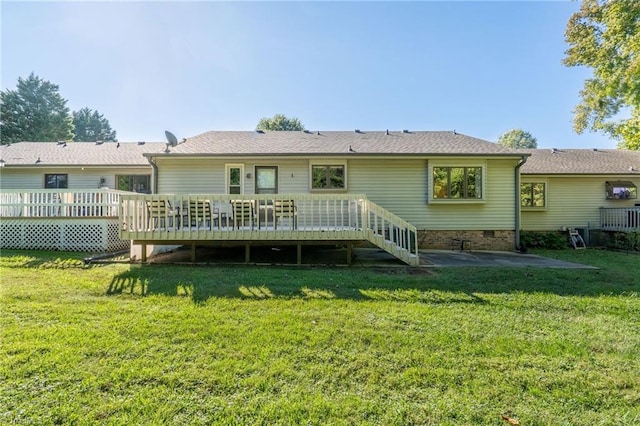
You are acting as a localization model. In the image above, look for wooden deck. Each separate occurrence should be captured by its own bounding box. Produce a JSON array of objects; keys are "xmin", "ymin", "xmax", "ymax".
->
[
  {"xmin": 600, "ymin": 207, "xmax": 640, "ymax": 232},
  {"xmin": 0, "ymin": 189, "xmax": 131, "ymax": 252},
  {"xmin": 119, "ymin": 194, "xmax": 420, "ymax": 266}
]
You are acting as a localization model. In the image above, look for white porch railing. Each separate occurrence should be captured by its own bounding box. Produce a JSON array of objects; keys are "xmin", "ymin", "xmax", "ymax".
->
[
  {"xmin": 0, "ymin": 189, "xmax": 129, "ymax": 218},
  {"xmin": 600, "ymin": 207, "xmax": 640, "ymax": 232},
  {"xmin": 119, "ymin": 193, "xmax": 420, "ymax": 266}
]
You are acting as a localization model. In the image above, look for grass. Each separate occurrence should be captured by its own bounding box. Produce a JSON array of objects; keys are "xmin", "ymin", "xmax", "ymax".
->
[{"xmin": 1, "ymin": 249, "xmax": 639, "ymax": 425}]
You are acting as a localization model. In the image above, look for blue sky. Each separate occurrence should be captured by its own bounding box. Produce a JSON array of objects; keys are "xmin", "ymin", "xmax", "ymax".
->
[{"xmin": 1, "ymin": 1, "xmax": 614, "ymax": 148}]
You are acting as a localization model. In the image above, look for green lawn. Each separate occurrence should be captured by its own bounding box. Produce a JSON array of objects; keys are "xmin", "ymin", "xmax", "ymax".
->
[{"xmin": 1, "ymin": 249, "xmax": 639, "ymax": 425}]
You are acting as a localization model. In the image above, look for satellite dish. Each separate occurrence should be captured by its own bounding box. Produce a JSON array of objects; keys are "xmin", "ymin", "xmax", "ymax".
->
[{"xmin": 164, "ymin": 130, "xmax": 179, "ymax": 147}]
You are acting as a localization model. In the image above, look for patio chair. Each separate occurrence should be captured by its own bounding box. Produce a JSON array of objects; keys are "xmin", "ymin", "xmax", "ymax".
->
[
  {"xmin": 146, "ymin": 199, "xmax": 179, "ymax": 229},
  {"xmin": 188, "ymin": 199, "xmax": 217, "ymax": 229},
  {"xmin": 231, "ymin": 199, "xmax": 257, "ymax": 229},
  {"xmin": 274, "ymin": 199, "xmax": 297, "ymax": 229}
]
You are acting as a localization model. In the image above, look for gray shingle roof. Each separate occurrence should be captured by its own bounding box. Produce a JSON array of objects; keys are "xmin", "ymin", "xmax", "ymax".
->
[
  {"xmin": 520, "ymin": 148, "xmax": 640, "ymax": 175},
  {"xmin": 0, "ymin": 141, "xmax": 165, "ymax": 167},
  {"xmin": 154, "ymin": 130, "xmax": 525, "ymax": 157}
]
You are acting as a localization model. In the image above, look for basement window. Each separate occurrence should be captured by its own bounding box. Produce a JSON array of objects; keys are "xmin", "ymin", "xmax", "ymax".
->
[{"xmin": 606, "ymin": 181, "xmax": 637, "ymax": 200}]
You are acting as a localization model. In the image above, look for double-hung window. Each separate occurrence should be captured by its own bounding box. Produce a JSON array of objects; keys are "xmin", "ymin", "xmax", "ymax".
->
[
  {"xmin": 225, "ymin": 164, "xmax": 244, "ymax": 194},
  {"xmin": 432, "ymin": 167, "xmax": 482, "ymax": 199},
  {"xmin": 521, "ymin": 182, "xmax": 546, "ymax": 208}
]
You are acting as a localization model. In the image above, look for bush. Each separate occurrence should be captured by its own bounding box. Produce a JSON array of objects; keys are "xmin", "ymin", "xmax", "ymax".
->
[
  {"xmin": 608, "ymin": 231, "xmax": 640, "ymax": 252},
  {"xmin": 520, "ymin": 231, "xmax": 568, "ymax": 249}
]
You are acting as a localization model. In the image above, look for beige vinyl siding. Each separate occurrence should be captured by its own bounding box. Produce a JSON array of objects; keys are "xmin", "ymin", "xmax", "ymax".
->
[
  {"xmin": 0, "ymin": 167, "xmax": 151, "ymax": 190},
  {"xmin": 522, "ymin": 175, "xmax": 640, "ymax": 231},
  {"xmin": 348, "ymin": 158, "xmax": 518, "ymax": 230},
  {"xmin": 155, "ymin": 156, "xmax": 520, "ymax": 231},
  {"xmin": 156, "ymin": 158, "xmax": 309, "ymax": 194}
]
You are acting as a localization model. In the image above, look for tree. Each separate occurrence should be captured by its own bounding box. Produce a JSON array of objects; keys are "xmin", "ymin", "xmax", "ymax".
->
[
  {"xmin": 0, "ymin": 73, "xmax": 74, "ymax": 144},
  {"xmin": 497, "ymin": 129, "xmax": 538, "ymax": 149},
  {"xmin": 564, "ymin": 0, "xmax": 640, "ymax": 150},
  {"xmin": 256, "ymin": 114, "xmax": 304, "ymax": 131},
  {"xmin": 73, "ymin": 107, "xmax": 117, "ymax": 142}
]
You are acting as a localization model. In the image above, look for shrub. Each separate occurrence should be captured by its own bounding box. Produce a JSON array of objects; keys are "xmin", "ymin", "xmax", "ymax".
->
[
  {"xmin": 608, "ymin": 231, "xmax": 640, "ymax": 252},
  {"xmin": 520, "ymin": 231, "xmax": 568, "ymax": 249}
]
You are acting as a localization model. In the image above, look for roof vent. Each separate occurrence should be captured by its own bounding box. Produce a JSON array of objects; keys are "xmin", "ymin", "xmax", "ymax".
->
[
  {"xmin": 256, "ymin": 129, "xmax": 265, "ymax": 134},
  {"xmin": 385, "ymin": 129, "xmax": 389, "ymax": 135},
  {"xmin": 551, "ymin": 148, "xmax": 558, "ymax": 153},
  {"xmin": 95, "ymin": 141, "xmax": 104, "ymax": 145},
  {"xmin": 57, "ymin": 141, "xmax": 66, "ymax": 145},
  {"xmin": 355, "ymin": 129, "xmax": 362, "ymax": 133},
  {"xmin": 303, "ymin": 130, "xmax": 311, "ymax": 134},
  {"xmin": 137, "ymin": 141, "xmax": 145, "ymax": 145},
  {"xmin": 630, "ymin": 166, "xmax": 637, "ymax": 172},
  {"xmin": 316, "ymin": 131, "xmax": 320, "ymax": 135},
  {"xmin": 452, "ymin": 129, "xmax": 457, "ymax": 135},
  {"xmin": 593, "ymin": 148, "xmax": 598, "ymax": 151},
  {"xmin": 35, "ymin": 157, "xmax": 41, "ymax": 164},
  {"xmin": 402, "ymin": 129, "xmax": 410, "ymax": 133},
  {"xmin": 348, "ymin": 145, "xmax": 356, "ymax": 153}
]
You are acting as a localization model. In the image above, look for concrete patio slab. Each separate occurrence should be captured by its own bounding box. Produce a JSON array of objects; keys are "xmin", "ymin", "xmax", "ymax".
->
[{"xmin": 416, "ymin": 250, "xmax": 597, "ymax": 269}]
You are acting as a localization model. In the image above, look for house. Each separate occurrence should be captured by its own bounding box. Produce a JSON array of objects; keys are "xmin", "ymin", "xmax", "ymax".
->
[
  {"xmin": 115, "ymin": 130, "xmax": 529, "ymax": 264},
  {"xmin": 0, "ymin": 141, "xmax": 162, "ymax": 252},
  {"xmin": 520, "ymin": 148, "xmax": 640, "ymax": 237},
  {"xmin": 0, "ymin": 141, "xmax": 163, "ymax": 191}
]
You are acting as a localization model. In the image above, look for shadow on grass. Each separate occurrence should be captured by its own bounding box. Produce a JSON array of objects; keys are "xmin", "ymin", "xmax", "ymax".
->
[{"xmin": 105, "ymin": 259, "xmax": 639, "ymax": 304}]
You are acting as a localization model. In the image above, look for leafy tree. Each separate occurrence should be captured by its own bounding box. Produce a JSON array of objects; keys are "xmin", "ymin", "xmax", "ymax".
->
[
  {"xmin": 497, "ymin": 129, "xmax": 538, "ymax": 149},
  {"xmin": 564, "ymin": 0, "xmax": 640, "ymax": 150},
  {"xmin": 73, "ymin": 107, "xmax": 117, "ymax": 142},
  {"xmin": 0, "ymin": 73, "xmax": 74, "ymax": 144},
  {"xmin": 256, "ymin": 114, "xmax": 305, "ymax": 131}
]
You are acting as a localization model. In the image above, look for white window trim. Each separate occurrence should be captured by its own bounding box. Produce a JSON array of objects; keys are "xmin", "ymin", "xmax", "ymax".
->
[
  {"xmin": 428, "ymin": 161, "xmax": 486, "ymax": 203},
  {"xmin": 225, "ymin": 164, "xmax": 244, "ymax": 195},
  {"xmin": 521, "ymin": 179, "xmax": 548, "ymax": 211},
  {"xmin": 309, "ymin": 160, "xmax": 348, "ymax": 192}
]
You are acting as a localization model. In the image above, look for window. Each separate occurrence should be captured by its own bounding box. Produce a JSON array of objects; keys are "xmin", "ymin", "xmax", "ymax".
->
[
  {"xmin": 226, "ymin": 164, "xmax": 244, "ymax": 194},
  {"xmin": 255, "ymin": 166, "xmax": 278, "ymax": 194},
  {"xmin": 606, "ymin": 181, "xmax": 637, "ymax": 200},
  {"xmin": 311, "ymin": 165, "xmax": 345, "ymax": 190},
  {"xmin": 117, "ymin": 175, "xmax": 150, "ymax": 193},
  {"xmin": 45, "ymin": 174, "xmax": 68, "ymax": 189},
  {"xmin": 521, "ymin": 182, "xmax": 546, "ymax": 207},
  {"xmin": 432, "ymin": 167, "xmax": 482, "ymax": 199}
]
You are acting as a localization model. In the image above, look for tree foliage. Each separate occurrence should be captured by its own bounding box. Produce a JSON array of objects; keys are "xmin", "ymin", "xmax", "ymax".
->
[
  {"xmin": 0, "ymin": 73, "xmax": 74, "ymax": 144},
  {"xmin": 497, "ymin": 129, "xmax": 538, "ymax": 149},
  {"xmin": 73, "ymin": 107, "xmax": 117, "ymax": 142},
  {"xmin": 256, "ymin": 114, "xmax": 305, "ymax": 131},
  {"xmin": 564, "ymin": 0, "xmax": 640, "ymax": 150}
]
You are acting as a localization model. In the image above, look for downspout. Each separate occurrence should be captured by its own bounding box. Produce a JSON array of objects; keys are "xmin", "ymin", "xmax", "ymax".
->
[
  {"xmin": 514, "ymin": 155, "xmax": 528, "ymax": 250},
  {"xmin": 146, "ymin": 156, "xmax": 159, "ymax": 194}
]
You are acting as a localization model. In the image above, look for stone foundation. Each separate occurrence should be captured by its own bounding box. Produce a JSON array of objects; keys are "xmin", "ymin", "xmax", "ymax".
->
[{"xmin": 417, "ymin": 230, "xmax": 516, "ymax": 251}]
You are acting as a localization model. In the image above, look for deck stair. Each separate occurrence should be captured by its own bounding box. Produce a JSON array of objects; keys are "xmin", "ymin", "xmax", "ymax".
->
[{"xmin": 363, "ymin": 200, "xmax": 420, "ymax": 266}]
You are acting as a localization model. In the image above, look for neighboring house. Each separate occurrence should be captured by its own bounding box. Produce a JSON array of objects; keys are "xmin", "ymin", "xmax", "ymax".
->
[
  {"xmin": 129, "ymin": 130, "xmax": 529, "ymax": 260},
  {"xmin": 0, "ymin": 141, "xmax": 162, "ymax": 191},
  {"xmin": 520, "ymin": 148, "xmax": 640, "ymax": 235},
  {"xmin": 0, "ymin": 141, "xmax": 163, "ymax": 252}
]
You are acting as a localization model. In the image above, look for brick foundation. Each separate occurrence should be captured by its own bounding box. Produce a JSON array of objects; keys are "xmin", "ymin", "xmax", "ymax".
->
[{"xmin": 417, "ymin": 230, "xmax": 516, "ymax": 251}]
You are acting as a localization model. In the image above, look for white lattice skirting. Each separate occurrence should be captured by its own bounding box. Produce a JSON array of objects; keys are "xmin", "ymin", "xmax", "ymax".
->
[{"xmin": 0, "ymin": 218, "xmax": 130, "ymax": 252}]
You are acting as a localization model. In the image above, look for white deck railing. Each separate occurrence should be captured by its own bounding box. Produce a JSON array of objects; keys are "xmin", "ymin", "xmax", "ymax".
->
[
  {"xmin": 0, "ymin": 189, "xmax": 130, "ymax": 218},
  {"xmin": 600, "ymin": 207, "xmax": 640, "ymax": 232},
  {"xmin": 119, "ymin": 193, "xmax": 419, "ymax": 265}
]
